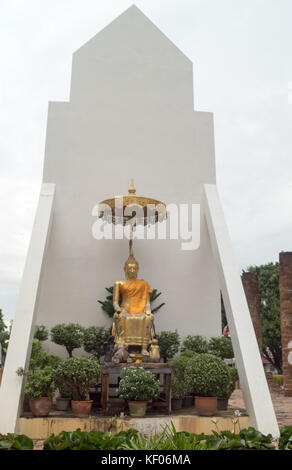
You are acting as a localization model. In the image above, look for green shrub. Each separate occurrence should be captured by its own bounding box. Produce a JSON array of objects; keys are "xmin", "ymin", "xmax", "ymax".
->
[
  {"xmin": 219, "ymin": 367, "xmax": 239, "ymax": 399},
  {"xmin": 53, "ymin": 357, "xmax": 100, "ymax": 401},
  {"xmin": 29, "ymin": 339, "xmax": 62, "ymax": 371},
  {"xmin": 83, "ymin": 326, "xmax": 111, "ymax": 359},
  {"xmin": 181, "ymin": 335, "xmax": 209, "ymax": 354},
  {"xmin": 185, "ymin": 354, "xmax": 230, "ymax": 397},
  {"xmin": 50, "ymin": 323, "xmax": 84, "ymax": 357},
  {"xmin": 117, "ymin": 367, "xmax": 160, "ymax": 401},
  {"xmin": 171, "ymin": 376, "xmax": 187, "ymax": 399},
  {"xmin": 169, "ymin": 352, "xmax": 197, "ymax": 396},
  {"xmin": 208, "ymin": 336, "xmax": 234, "ymax": 359},
  {"xmin": 34, "ymin": 325, "xmax": 49, "ymax": 342},
  {"xmin": 179, "ymin": 349, "xmax": 198, "ymax": 360},
  {"xmin": 156, "ymin": 330, "xmax": 180, "ymax": 361},
  {"xmin": 279, "ymin": 426, "xmax": 292, "ymax": 450},
  {"xmin": 18, "ymin": 367, "xmax": 56, "ymax": 400}
]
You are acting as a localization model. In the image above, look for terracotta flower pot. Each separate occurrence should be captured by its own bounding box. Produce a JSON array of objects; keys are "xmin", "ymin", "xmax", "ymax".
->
[
  {"xmin": 71, "ymin": 400, "xmax": 93, "ymax": 417},
  {"xmin": 29, "ymin": 397, "xmax": 53, "ymax": 416},
  {"xmin": 195, "ymin": 396, "xmax": 217, "ymax": 416},
  {"xmin": 128, "ymin": 400, "xmax": 148, "ymax": 417}
]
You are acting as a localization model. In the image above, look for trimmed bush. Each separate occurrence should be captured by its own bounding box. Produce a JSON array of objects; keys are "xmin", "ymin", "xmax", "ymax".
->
[
  {"xmin": 219, "ymin": 367, "xmax": 239, "ymax": 399},
  {"xmin": 117, "ymin": 367, "xmax": 160, "ymax": 401},
  {"xmin": 185, "ymin": 353, "xmax": 230, "ymax": 397},
  {"xmin": 17, "ymin": 367, "xmax": 56, "ymax": 400},
  {"xmin": 53, "ymin": 356, "xmax": 100, "ymax": 401},
  {"xmin": 169, "ymin": 351, "xmax": 198, "ymax": 396},
  {"xmin": 83, "ymin": 326, "xmax": 111, "ymax": 359},
  {"xmin": 156, "ymin": 330, "xmax": 180, "ymax": 361},
  {"xmin": 181, "ymin": 335, "xmax": 209, "ymax": 354},
  {"xmin": 34, "ymin": 325, "xmax": 49, "ymax": 342},
  {"xmin": 208, "ymin": 336, "xmax": 234, "ymax": 359},
  {"xmin": 50, "ymin": 323, "xmax": 84, "ymax": 357},
  {"xmin": 29, "ymin": 339, "xmax": 62, "ymax": 371}
]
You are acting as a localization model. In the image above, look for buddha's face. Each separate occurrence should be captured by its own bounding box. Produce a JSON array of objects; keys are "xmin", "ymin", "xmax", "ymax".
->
[{"xmin": 125, "ymin": 262, "xmax": 138, "ymax": 280}]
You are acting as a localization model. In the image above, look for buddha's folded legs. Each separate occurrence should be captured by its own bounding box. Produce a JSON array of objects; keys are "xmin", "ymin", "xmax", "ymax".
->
[{"xmin": 112, "ymin": 311, "xmax": 154, "ymax": 353}]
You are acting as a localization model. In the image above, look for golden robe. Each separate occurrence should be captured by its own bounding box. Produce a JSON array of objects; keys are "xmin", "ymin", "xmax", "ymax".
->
[{"xmin": 112, "ymin": 279, "xmax": 154, "ymax": 351}]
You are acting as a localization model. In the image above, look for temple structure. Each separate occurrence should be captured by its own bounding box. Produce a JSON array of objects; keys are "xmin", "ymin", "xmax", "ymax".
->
[{"xmin": 0, "ymin": 6, "xmax": 279, "ymax": 436}]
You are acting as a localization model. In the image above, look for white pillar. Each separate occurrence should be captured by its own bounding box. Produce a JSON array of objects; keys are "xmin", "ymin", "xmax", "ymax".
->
[
  {"xmin": 0, "ymin": 183, "xmax": 55, "ymax": 434},
  {"xmin": 203, "ymin": 184, "xmax": 279, "ymax": 437}
]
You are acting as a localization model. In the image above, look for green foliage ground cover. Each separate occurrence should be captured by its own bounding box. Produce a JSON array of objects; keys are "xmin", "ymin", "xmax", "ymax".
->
[{"xmin": 1, "ymin": 423, "xmax": 291, "ymax": 450}]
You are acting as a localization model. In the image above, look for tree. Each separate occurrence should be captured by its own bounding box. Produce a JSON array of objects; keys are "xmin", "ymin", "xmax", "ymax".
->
[
  {"xmin": 50, "ymin": 323, "xmax": 84, "ymax": 357},
  {"xmin": 156, "ymin": 330, "xmax": 180, "ymax": 361},
  {"xmin": 247, "ymin": 263, "xmax": 282, "ymax": 373},
  {"xmin": 0, "ymin": 310, "xmax": 10, "ymax": 365},
  {"xmin": 83, "ymin": 326, "xmax": 111, "ymax": 359}
]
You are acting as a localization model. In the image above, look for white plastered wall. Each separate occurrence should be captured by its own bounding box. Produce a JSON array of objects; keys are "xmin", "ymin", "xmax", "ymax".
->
[{"xmin": 35, "ymin": 5, "xmax": 221, "ymax": 357}]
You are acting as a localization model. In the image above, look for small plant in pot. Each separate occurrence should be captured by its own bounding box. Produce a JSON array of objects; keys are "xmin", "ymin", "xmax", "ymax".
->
[
  {"xmin": 55, "ymin": 383, "xmax": 72, "ymax": 411},
  {"xmin": 169, "ymin": 351, "xmax": 197, "ymax": 408},
  {"xmin": 185, "ymin": 353, "xmax": 230, "ymax": 416},
  {"xmin": 117, "ymin": 367, "xmax": 160, "ymax": 417},
  {"xmin": 54, "ymin": 356, "xmax": 100, "ymax": 417},
  {"xmin": 217, "ymin": 367, "xmax": 239, "ymax": 410},
  {"xmin": 171, "ymin": 376, "xmax": 186, "ymax": 410},
  {"xmin": 17, "ymin": 366, "xmax": 56, "ymax": 417}
]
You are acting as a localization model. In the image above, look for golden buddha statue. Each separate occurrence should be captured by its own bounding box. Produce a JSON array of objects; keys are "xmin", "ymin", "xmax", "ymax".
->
[{"xmin": 111, "ymin": 241, "xmax": 159, "ymax": 362}]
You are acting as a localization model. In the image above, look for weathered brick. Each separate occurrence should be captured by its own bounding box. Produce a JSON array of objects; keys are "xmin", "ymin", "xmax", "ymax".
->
[{"xmin": 279, "ymin": 252, "xmax": 292, "ymax": 397}]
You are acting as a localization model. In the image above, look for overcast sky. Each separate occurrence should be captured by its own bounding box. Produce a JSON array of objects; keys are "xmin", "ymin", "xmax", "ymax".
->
[{"xmin": 1, "ymin": 0, "xmax": 292, "ymax": 321}]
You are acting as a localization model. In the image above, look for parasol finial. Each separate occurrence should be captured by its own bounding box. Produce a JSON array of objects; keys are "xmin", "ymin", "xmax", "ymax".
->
[{"xmin": 128, "ymin": 179, "xmax": 136, "ymax": 195}]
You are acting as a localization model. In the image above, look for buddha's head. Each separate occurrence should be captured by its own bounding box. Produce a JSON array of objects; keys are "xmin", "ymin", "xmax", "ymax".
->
[{"xmin": 124, "ymin": 241, "xmax": 139, "ymax": 280}]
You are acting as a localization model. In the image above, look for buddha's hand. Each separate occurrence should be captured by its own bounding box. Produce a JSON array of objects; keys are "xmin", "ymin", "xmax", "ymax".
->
[
  {"xmin": 145, "ymin": 303, "xmax": 151, "ymax": 315},
  {"xmin": 114, "ymin": 303, "xmax": 122, "ymax": 313}
]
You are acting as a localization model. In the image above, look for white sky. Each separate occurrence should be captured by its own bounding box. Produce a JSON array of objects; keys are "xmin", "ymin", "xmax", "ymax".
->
[{"xmin": 0, "ymin": 0, "xmax": 292, "ymax": 321}]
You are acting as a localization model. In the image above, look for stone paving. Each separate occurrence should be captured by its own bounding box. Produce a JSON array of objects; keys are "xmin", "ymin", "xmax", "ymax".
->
[{"xmin": 229, "ymin": 386, "xmax": 292, "ymax": 428}]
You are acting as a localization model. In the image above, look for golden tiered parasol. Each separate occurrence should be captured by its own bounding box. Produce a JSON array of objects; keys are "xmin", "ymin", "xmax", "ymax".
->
[{"xmin": 98, "ymin": 180, "xmax": 167, "ymax": 227}]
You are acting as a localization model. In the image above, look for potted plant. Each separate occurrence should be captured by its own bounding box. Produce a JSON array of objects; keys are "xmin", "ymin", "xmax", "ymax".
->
[
  {"xmin": 117, "ymin": 367, "xmax": 160, "ymax": 417},
  {"xmin": 54, "ymin": 356, "xmax": 100, "ymax": 417},
  {"xmin": 55, "ymin": 383, "xmax": 72, "ymax": 411},
  {"xmin": 50, "ymin": 323, "xmax": 84, "ymax": 357},
  {"xmin": 156, "ymin": 331, "xmax": 180, "ymax": 362},
  {"xmin": 171, "ymin": 376, "xmax": 186, "ymax": 410},
  {"xmin": 17, "ymin": 366, "xmax": 56, "ymax": 416},
  {"xmin": 169, "ymin": 351, "xmax": 197, "ymax": 408},
  {"xmin": 185, "ymin": 353, "xmax": 230, "ymax": 416},
  {"xmin": 218, "ymin": 367, "xmax": 239, "ymax": 410}
]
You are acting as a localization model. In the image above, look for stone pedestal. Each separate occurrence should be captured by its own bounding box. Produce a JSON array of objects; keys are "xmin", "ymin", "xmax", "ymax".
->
[
  {"xmin": 242, "ymin": 272, "xmax": 262, "ymax": 354},
  {"xmin": 279, "ymin": 252, "xmax": 292, "ymax": 397}
]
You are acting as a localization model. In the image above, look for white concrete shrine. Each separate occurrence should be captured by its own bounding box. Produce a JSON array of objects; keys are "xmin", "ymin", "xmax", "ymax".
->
[{"xmin": 0, "ymin": 6, "xmax": 279, "ymax": 436}]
